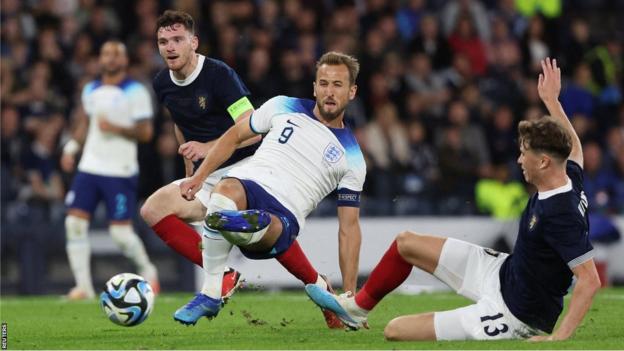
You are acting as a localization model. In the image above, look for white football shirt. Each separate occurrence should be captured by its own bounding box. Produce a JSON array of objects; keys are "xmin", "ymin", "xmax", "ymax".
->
[
  {"xmin": 226, "ymin": 96, "xmax": 366, "ymax": 230},
  {"xmin": 79, "ymin": 79, "xmax": 153, "ymax": 177}
]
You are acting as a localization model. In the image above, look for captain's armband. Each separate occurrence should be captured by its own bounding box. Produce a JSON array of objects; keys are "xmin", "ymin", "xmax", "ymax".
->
[{"xmin": 227, "ymin": 96, "xmax": 254, "ymax": 121}]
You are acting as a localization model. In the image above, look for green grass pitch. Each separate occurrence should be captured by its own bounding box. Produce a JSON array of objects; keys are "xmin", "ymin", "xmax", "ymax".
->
[{"xmin": 1, "ymin": 288, "xmax": 623, "ymax": 349}]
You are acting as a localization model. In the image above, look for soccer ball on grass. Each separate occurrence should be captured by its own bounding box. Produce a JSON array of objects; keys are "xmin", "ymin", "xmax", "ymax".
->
[{"xmin": 100, "ymin": 273, "xmax": 154, "ymax": 327}]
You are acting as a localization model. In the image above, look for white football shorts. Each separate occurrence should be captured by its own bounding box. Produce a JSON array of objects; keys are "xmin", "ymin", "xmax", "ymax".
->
[
  {"xmin": 172, "ymin": 157, "xmax": 251, "ymax": 212},
  {"xmin": 432, "ymin": 238, "xmax": 541, "ymax": 340}
]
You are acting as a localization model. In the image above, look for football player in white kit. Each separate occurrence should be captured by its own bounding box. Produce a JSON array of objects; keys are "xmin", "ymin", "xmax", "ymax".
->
[
  {"xmin": 173, "ymin": 52, "xmax": 366, "ymax": 325},
  {"xmin": 61, "ymin": 41, "xmax": 158, "ymax": 299}
]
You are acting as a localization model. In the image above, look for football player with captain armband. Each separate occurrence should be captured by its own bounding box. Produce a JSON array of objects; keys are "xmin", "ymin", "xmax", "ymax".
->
[{"xmin": 140, "ymin": 10, "xmax": 344, "ymax": 328}]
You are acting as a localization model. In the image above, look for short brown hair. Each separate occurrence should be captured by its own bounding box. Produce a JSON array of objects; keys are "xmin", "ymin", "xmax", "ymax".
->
[
  {"xmin": 316, "ymin": 51, "xmax": 360, "ymax": 85},
  {"xmin": 156, "ymin": 10, "xmax": 195, "ymax": 34},
  {"xmin": 518, "ymin": 117, "xmax": 572, "ymax": 160}
]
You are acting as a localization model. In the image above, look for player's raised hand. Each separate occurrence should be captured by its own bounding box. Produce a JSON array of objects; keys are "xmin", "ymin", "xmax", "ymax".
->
[
  {"xmin": 179, "ymin": 176, "xmax": 202, "ymax": 201},
  {"xmin": 537, "ymin": 57, "xmax": 561, "ymax": 105},
  {"xmin": 179, "ymin": 141, "xmax": 211, "ymax": 162}
]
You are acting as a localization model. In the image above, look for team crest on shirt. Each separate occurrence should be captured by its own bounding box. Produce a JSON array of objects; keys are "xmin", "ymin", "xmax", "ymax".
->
[
  {"xmin": 324, "ymin": 143, "xmax": 343, "ymax": 163},
  {"xmin": 198, "ymin": 96, "xmax": 207, "ymax": 110},
  {"xmin": 529, "ymin": 214, "xmax": 538, "ymax": 230}
]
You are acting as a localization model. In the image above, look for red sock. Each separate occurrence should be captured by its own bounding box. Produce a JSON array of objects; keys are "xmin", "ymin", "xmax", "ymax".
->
[
  {"xmin": 276, "ymin": 240, "xmax": 318, "ymax": 284},
  {"xmin": 355, "ymin": 240, "xmax": 412, "ymax": 310},
  {"xmin": 152, "ymin": 214, "xmax": 202, "ymax": 266}
]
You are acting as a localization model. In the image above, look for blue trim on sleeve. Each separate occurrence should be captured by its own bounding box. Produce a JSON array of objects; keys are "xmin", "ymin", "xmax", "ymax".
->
[
  {"xmin": 267, "ymin": 96, "xmax": 316, "ymax": 118},
  {"xmin": 336, "ymin": 188, "xmax": 361, "ymax": 207},
  {"xmin": 118, "ymin": 77, "xmax": 134, "ymax": 90},
  {"xmin": 332, "ymin": 129, "xmax": 366, "ymax": 170},
  {"xmin": 120, "ymin": 79, "xmax": 150, "ymax": 99},
  {"xmin": 249, "ymin": 113, "xmax": 261, "ymax": 134},
  {"xmin": 84, "ymin": 80, "xmax": 102, "ymax": 95}
]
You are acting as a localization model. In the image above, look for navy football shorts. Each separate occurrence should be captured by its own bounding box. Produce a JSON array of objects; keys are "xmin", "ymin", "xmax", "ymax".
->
[
  {"xmin": 65, "ymin": 171, "xmax": 138, "ymax": 221},
  {"xmin": 228, "ymin": 177, "xmax": 300, "ymax": 260}
]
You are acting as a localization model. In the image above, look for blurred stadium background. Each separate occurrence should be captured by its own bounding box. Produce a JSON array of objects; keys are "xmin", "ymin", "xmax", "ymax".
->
[{"xmin": 1, "ymin": 0, "xmax": 623, "ymax": 296}]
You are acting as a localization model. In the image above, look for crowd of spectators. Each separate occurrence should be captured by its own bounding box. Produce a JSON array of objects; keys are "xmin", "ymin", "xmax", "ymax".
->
[{"xmin": 1, "ymin": 0, "xmax": 623, "ymax": 224}]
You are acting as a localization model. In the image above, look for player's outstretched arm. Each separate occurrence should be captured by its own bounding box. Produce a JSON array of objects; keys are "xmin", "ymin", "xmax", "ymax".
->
[
  {"xmin": 337, "ymin": 206, "xmax": 362, "ymax": 293},
  {"xmin": 529, "ymin": 259, "xmax": 600, "ymax": 342},
  {"xmin": 179, "ymin": 115, "xmax": 256, "ymax": 200},
  {"xmin": 236, "ymin": 109, "xmax": 262, "ymax": 148},
  {"xmin": 178, "ymin": 110, "xmax": 261, "ymax": 163},
  {"xmin": 537, "ymin": 58, "xmax": 584, "ymax": 167}
]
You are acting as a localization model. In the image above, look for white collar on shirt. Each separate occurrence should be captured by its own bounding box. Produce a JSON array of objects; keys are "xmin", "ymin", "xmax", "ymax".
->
[
  {"xmin": 169, "ymin": 54, "xmax": 205, "ymax": 87},
  {"xmin": 538, "ymin": 177, "xmax": 572, "ymax": 200}
]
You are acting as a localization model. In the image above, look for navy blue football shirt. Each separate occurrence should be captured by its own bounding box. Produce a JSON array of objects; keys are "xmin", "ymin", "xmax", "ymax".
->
[
  {"xmin": 153, "ymin": 55, "xmax": 258, "ymax": 169},
  {"xmin": 499, "ymin": 160, "xmax": 593, "ymax": 333}
]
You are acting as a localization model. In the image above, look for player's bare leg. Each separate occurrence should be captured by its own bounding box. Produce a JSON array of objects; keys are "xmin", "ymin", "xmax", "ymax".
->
[
  {"xmin": 393, "ymin": 232, "xmax": 445, "ymax": 273},
  {"xmin": 65, "ymin": 208, "xmax": 94, "ymax": 300},
  {"xmin": 384, "ymin": 312, "xmax": 436, "ymax": 341},
  {"xmin": 140, "ymin": 183, "xmax": 206, "ymax": 266},
  {"xmin": 141, "ymin": 182, "xmax": 206, "ymax": 225}
]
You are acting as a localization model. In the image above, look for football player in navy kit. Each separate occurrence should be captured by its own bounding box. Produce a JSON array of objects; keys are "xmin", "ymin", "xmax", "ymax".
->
[
  {"xmin": 304, "ymin": 58, "xmax": 601, "ymax": 341},
  {"xmin": 140, "ymin": 10, "xmax": 342, "ymax": 328}
]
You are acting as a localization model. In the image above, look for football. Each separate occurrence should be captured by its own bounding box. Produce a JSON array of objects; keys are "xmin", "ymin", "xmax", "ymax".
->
[{"xmin": 100, "ymin": 273, "xmax": 155, "ymax": 327}]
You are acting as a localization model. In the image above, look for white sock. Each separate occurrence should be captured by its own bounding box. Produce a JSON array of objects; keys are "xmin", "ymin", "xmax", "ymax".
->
[
  {"xmin": 109, "ymin": 224, "xmax": 157, "ymax": 281},
  {"xmin": 314, "ymin": 274, "xmax": 327, "ymax": 290},
  {"xmin": 342, "ymin": 294, "xmax": 370, "ymax": 315},
  {"xmin": 65, "ymin": 215, "xmax": 94, "ymax": 294},
  {"xmin": 200, "ymin": 193, "xmax": 236, "ymax": 299},
  {"xmin": 200, "ymin": 228, "xmax": 233, "ymax": 299}
]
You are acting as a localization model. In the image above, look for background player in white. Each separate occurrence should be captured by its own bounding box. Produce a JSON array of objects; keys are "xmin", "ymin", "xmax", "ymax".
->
[
  {"xmin": 174, "ymin": 52, "xmax": 366, "ymax": 325},
  {"xmin": 305, "ymin": 58, "xmax": 601, "ymax": 341},
  {"xmin": 61, "ymin": 40, "xmax": 158, "ymax": 299}
]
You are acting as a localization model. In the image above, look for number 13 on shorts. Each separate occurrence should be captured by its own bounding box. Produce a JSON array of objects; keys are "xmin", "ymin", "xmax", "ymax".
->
[{"xmin": 480, "ymin": 313, "xmax": 509, "ymax": 337}]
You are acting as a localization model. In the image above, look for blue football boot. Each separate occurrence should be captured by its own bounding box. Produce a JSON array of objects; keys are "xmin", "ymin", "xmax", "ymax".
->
[
  {"xmin": 205, "ymin": 210, "xmax": 271, "ymax": 233},
  {"xmin": 173, "ymin": 293, "xmax": 221, "ymax": 326}
]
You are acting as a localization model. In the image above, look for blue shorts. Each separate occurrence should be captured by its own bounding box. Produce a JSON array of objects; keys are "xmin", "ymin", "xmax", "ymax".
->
[
  {"xmin": 66, "ymin": 171, "xmax": 138, "ymax": 221},
  {"xmin": 231, "ymin": 178, "xmax": 300, "ymax": 260}
]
